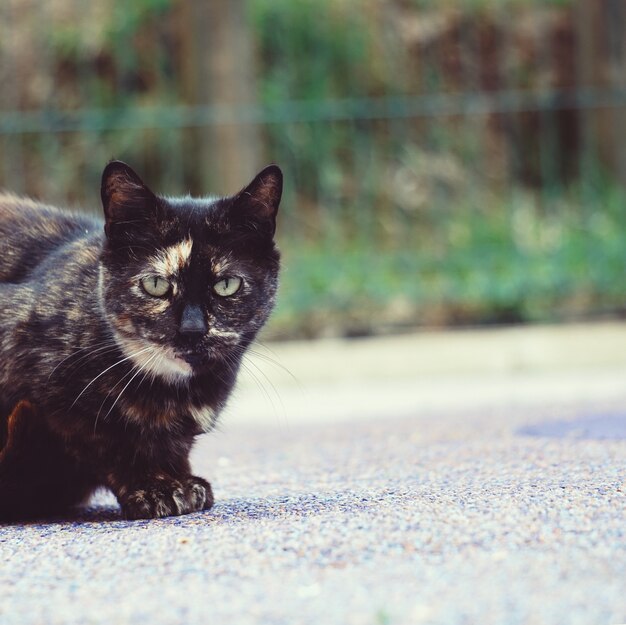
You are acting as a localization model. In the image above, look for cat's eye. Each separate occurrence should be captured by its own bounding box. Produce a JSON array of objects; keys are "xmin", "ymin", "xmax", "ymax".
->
[
  {"xmin": 213, "ymin": 276, "xmax": 242, "ymax": 297},
  {"xmin": 141, "ymin": 276, "xmax": 171, "ymax": 297}
]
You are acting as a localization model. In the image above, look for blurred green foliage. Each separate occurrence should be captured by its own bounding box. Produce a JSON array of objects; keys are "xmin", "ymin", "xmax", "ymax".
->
[
  {"xmin": 273, "ymin": 176, "xmax": 626, "ymax": 337},
  {"xmin": 247, "ymin": 0, "xmax": 625, "ymax": 336},
  {"xmin": 407, "ymin": 0, "xmax": 574, "ymax": 9},
  {"xmin": 1, "ymin": 0, "xmax": 624, "ymax": 337}
]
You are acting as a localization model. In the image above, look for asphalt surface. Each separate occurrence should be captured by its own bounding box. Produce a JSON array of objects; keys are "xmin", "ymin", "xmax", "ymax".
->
[{"xmin": 1, "ymin": 323, "xmax": 625, "ymax": 625}]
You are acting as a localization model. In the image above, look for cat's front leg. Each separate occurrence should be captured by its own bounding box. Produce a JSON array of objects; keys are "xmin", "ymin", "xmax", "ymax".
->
[
  {"xmin": 110, "ymin": 473, "xmax": 214, "ymax": 520},
  {"xmin": 1, "ymin": 401, "xmax": 96, "ymax": 521}
]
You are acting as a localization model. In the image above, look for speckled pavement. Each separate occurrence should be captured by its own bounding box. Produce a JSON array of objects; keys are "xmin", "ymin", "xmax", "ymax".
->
[{"xmin": 1, "ymin": 324, "xmax": 625, "ymax": 625}]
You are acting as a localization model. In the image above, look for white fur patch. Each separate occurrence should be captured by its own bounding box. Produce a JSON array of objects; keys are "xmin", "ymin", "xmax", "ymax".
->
[
  {"xmin": 207, "ymin": 327, "xmax": 240, "ymax": 341},
  {"xmin": 113, "ymin": 333, "xmax": 193, "ymax": 384},
  {"xmin": 148, "ymin": 347, "xmax": 193, "ymax": 382},
  {"xmin": 189, "ymin": 404, "xmax": 217, "ymax": 431}
]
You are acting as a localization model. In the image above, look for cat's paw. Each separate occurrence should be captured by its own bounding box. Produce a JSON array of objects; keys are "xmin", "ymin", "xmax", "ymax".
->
[
  {"xmin": 120, "ymin": 474, "xmax": 213, "ymax": 520},
  {"xmin": 183, "ymin": 475, "xmax": 214, "ymax": 512}
]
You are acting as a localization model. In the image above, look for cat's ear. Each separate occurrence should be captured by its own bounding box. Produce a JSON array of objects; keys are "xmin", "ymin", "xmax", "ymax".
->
[
  {"xmin": 101, "ymin": 161, "xmax": 159, "ymax": 239},
  {"xmin": 232, "ymin": 164, "xmax": 282, "ymax": 237}
]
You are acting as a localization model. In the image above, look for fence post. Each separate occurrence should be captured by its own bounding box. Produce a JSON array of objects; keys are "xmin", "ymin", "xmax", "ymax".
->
[
  {"xmin": 577, "ymin": 0, "xmax": 626, "ymax": 190},
  {"xmin": 607, "ymin": 0, "xmax": 626, "ymax": 191},
  {"xmin": 180, "ymin": 0, "xmax": 261, "ymax": 195}
]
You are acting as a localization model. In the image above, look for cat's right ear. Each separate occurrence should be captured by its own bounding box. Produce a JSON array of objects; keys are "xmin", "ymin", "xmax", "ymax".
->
[{"xmin": 101, "ymin": 161, "xmax": 158, "ymax": 240}]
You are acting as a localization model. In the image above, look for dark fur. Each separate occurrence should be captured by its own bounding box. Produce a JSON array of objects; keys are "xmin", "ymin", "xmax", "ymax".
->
[{"xmin": 0, "ymin": 162, "xmax": 281, "ymax": 520}]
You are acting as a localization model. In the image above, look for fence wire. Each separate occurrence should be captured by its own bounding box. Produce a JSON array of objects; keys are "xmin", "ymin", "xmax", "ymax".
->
[{"xmin": 0, "ymin": 0, "xmax": 624, "ymax": 335}]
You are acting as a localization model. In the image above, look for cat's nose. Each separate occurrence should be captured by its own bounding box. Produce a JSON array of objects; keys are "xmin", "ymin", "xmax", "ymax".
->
[{"xmin": 178, "ymin": 303, "xmax": 207, "ymax": 336}]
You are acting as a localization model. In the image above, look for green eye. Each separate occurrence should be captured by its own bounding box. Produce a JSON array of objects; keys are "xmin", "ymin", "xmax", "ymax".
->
[
  {"xmin": 141, "ymin": 276, "xmax": 171, "ymax": 297},
  {"xmin": 213, "ymin": 276, "xmax": 242, "ymax": 297}
]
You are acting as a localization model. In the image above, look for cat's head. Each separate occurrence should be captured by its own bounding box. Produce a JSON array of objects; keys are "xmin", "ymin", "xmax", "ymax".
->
[{"xmin": 99, "ymin": 161, "xmax": 281, "ymax": 383}]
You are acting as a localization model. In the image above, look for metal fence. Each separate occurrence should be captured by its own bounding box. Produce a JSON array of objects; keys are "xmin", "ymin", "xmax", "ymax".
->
[{"xmin": 1, "ymin": 0, "xmax": 625, "ymax": 335}]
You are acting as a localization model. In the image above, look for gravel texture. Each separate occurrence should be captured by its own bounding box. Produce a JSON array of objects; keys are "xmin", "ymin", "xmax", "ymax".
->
[{"xmin": 1, "ymin": 325, "xmax": 626, "ymax": 625}]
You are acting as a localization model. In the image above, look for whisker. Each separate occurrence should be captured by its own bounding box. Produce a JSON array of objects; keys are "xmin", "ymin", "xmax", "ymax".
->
[
  {"xmin": 136, "ymin": 351, "xmax": 159, "ymax": 389},
  {"xmin": 93, "ymin": 356, "xmax": 148, "ymax": 433},
  {"xmin": 102, "ymin": 351, "xmax": 160, "ymax": 423},
  {"xmin": 48, "ymin": 340, "xmax": 119, "ymax": 380},
  {"xmin": 211, "ymin": 352, "xmax": 240, "ymax": 388},
  {"xmin": 218, "ymin": 348, "xmax": 285, "ymax": 419},
  {"xmin": 246, "ymin": 344, "xmax": 301, "ymax": 386},
  {"xmin": 245, "ymin": 363, "xmax": 280, "ymax": 413},
  {"xmin": 239, "ymin": 355, "xmax": 285, "ymax": 417},
  {"xmin": 60, "ymin": 345, "xmax": 123, "ymax": 380},
  {"xmin": 70, "ymin": 345, "xmax": 154, "ymax": 409}
]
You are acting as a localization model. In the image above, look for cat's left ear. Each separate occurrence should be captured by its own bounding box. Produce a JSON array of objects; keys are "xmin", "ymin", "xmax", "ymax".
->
[
  {"xmin": 101, "ymin": 161, "xmax": 159, "ymax": 240},
  {"xmin": 232, "ymin": 165, "xmax": 282, "ymax": 237}
]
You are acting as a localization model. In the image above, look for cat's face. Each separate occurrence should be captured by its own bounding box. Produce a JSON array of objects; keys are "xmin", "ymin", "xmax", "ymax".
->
[{"xmin": 99, "ymin": 161, "xmax": 281, "ymax": 383}]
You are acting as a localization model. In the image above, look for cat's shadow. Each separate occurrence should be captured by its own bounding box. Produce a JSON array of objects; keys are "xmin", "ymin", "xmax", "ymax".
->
[{"xmin": 10, "ymin": 488, "xmax": 382, "ymax": 526}]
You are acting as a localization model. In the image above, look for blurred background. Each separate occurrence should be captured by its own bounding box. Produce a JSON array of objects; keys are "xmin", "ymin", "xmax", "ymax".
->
[{"xmin": 0, "ymin": 0, "xmax": 624, "ymax": 340}]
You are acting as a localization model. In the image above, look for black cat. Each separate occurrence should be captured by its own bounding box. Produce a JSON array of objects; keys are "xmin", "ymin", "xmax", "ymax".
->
[{"xmin": 0, "ymin": 161, "xmax": 282, "ymax": 520}]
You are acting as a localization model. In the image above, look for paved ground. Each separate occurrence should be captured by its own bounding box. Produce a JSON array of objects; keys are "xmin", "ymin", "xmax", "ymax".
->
[{"xmin": 1, "ymin": 322, "xmax": 625, "ymax": 625}]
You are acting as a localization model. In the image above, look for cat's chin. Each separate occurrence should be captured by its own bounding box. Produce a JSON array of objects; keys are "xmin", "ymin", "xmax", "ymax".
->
[
  {"xmin": 176, "ymin": 335, "xmax": 240, "ymax": 371},
  {"xmin": 113, "ymin": 333, "xmax": 194, "ymax": 384},
  {"xmin": 137, "ymin": 345, "xmax": 194, "ymax": 384},
  {"xmin": 180, "ymin": 352, "xmax": 208, "ymax": 370},
  {"xmin": 152, "ymin": 350, "xmax": 194, "ymax": 381},
  {"xmin": 113, "ymin": 328, "xmax": 238, "ymax": 383},
  {"xmin": 179, "ymin": 346, "xmax": 228, "ymax": 373}
]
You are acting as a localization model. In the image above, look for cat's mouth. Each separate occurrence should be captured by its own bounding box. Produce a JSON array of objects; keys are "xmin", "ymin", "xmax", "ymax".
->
[
  {"xmin": 114, "ymin": 325, "xmax": 237, "ymax": 381},
  {"xmin": 180, "ymin": 351, "xmax": 208, "ymax": 369},
  {"xmin": 112, "ymin": 330, "xmax": 194, "ymax": 382},
  {"xmin": 174, "ymin": 330, "xmax": 240, "ymax": 368},
  {"xmin": 161, "ymin": 351, "xmax": 193, "ymax": 374},
  {"xmin": 176, "ymin": 339, "xmax": 234, "ymax": 369}
]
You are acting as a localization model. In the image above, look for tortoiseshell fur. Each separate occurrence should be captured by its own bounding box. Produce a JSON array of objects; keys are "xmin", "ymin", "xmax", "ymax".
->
[{"xmin": 0, "ymin": 162, "xmax": 281, "ymax": 520}]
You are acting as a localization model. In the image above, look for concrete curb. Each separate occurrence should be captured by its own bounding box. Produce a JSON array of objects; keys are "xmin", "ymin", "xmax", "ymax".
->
[
  {"xmin": 227, "ymin": 322, "xmax": 626, "ymax": 426},
  {"xmin": 257, "ymin": 321, "xmax": 626, "ymax": 382}
]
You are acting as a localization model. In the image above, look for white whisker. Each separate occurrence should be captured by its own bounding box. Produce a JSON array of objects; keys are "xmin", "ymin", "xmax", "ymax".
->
[
  {"xmin": 239, "ymin": 355, "xmax": 285, "ymax": 416},
  {"xmin": 102, "ymin": 351, "xmax": 160, "ymax": 423},
  {"xmin": 48, "ymin": 340, "xmax": 118, "ymax": 380},
  {"xmin": 137, "ymin": 351, "xmax": 159, "ymax": 389},
  {"xmin": 246, "ymin": 346, "xmax": 301, "ymax": 386},
  {"xmin": 94, "ymin": 357, "xmax": 147, "ymax": 433},
  {"xmin": 70, "ymin": 345, "xmax": 154, "ymax": 409}
]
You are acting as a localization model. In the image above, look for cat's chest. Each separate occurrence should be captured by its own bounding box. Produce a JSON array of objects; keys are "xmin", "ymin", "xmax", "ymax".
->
[
  {"xmin": 116, "ymin": 386, "xmax": 221, "ymax": 433},
  {"xmin": 57, "ymin": 353, "xmax": 232, "ymax": 435}
]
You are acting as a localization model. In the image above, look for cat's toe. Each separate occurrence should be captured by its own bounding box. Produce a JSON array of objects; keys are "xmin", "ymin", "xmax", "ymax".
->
[
  {"xmin": 185, "ymin": 476, "xmax": 214, "ymax": 511},
  {"xmin": 122, "ymin": 483, "xmax": 181, "ymax": 519},
  {"xmin": 122, "ymin": 489, "xmax": 158, "ymax": 519},
  {"xmin": 120, "ymin": 476, "xmax": 213, "ymax": 519}
]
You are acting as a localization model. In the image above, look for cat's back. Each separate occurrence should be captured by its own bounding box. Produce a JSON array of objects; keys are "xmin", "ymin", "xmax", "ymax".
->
[{"xmin": 0, "ymin": 193, "xmax": 100, "ymax": 283}]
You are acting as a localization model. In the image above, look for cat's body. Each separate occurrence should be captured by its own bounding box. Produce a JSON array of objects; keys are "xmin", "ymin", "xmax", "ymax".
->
[{"xmin": 0, "ymin": 162, "xmax": 282, "ymax": 520}]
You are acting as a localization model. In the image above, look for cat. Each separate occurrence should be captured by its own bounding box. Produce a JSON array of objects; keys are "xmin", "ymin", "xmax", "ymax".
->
[{"xmin": 0, "ymin": 160, "xmax": 282, "ymax": 520}]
